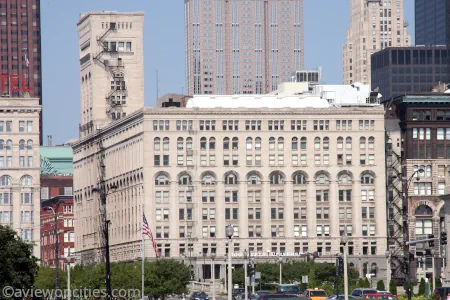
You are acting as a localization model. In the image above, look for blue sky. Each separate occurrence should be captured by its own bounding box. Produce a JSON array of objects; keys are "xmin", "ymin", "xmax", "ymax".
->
[{"xmin": 41, "ymin": 0, "xmax": 415, "ymax": 145}]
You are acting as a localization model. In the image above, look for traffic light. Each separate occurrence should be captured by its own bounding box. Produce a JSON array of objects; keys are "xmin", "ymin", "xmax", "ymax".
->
[
  {"xmin": 441, "ymin": 232, "xmax": 447, "ymax": 245},
  {"xmin": 247, "ymin": 263, "xmax": 254, "ymax": 277},
  {"xmin": 338, "ymin": 257, "xmax": 344, "ymax": 276},
  {"xmin": 401, "ymin": 261, "xmax": 408, "ymax": 274},
  {"xmin": 428, "ymin": 234, "xmax": 435, "ymax": 247}
]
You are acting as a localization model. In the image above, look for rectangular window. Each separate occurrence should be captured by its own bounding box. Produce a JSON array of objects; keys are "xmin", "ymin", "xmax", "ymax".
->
[
  {"xmin": 27, "ymin": 121, "xmax": 33, "ymax": 132},
  {"xmin": 19, "ymin": 121, "xmax": 25, "ymax": 132}
]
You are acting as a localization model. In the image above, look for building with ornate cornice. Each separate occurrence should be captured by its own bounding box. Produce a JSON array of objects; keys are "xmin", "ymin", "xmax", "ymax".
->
[
  {"xmin": 73, "ymin": 91, "xmax": 390, "ymax": 283},
  {"xmin": 0, "ymin": 95, "xmax": 41, "ymax": 258}
]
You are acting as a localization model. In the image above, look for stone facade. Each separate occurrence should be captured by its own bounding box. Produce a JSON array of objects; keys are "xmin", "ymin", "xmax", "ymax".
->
[
  {"xmin": 73, "ymin": 103, "xmax": 389, "ymax": 281},
  {"xmin": 0, "ymin": 96, "xmax": 41, "ymax": 258}
]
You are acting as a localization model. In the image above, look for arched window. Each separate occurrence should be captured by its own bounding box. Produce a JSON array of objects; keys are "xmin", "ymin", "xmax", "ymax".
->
[
  {"xmin": 202, "ymin": 173, "xmax": 216, "ymax": 185},
  {"xmin": 209, "ymin": 137, "xmax": 216, "ymax": 150},
  {"xmin": 223, "ymin": 137, "xmax": 230, "ymax": 150},
  {"xmin": 345, "ymin": 137, "xmax": 352, "ymax": 149},
  {"xmin": 415, "ymin": 204, "xmax": 432, "ymax": 215},
  {"xmin": 270, "ymin": 173, "xmax": 284, "ymax": 185},
  {"xmin": 248, "ymin": 174, "xmax": 261, "ymax": 185},
  {"xmin": 337, "ymin": 137, "xmax": 343, "ymax": 149},
  {"xmin": 177, "ymin": 137, "xmax": 184, "ymax": 150},
  {"xmin": 339, "ymin": 174, "xmax": 352, "ymax": 184},
  {"xmin": 323, "ymin": 137, "xmax": 330, "ymax": 150},
  {"xmin": 361, "ymin": 172, "xmax": 375, "ymax": 184},
  {"xmin": 0, "ymin": 175, "xmax": 11, "ymax": 186},
  {"xmin": 246, "ymin": 137, "xmax": 253, "ymax": 150},
  {"xmin": 200, "ymin": 137, "xmax": 207, "ymax": 150},
  {"xmin": 186, "ymin": 137, "xmax": 193, "ymax": 150},
  {"xmin": 232, "ymin": 137, "xmax": 239, "ymax": 150},
  {"xmin": 179, "ymin": 174, "xmax": 192, "ymax": 185},
  {"xmin": 316, "ymin": 173, "xmax": 330, "ymax": 184},
  {"xmin": 292, "ymin": 137, "xmax": 298, "ymax": 150},
  {"xmin": 300, "ymin": 137, "xmax": 307, "ymax": 150},
  {"xmin": 269, "ymin": 137, "xmax": 275, "ymax": 150},
  {"xmin": 293, "ymin": 173, "xmax": 307, "ymax": 185},
  {"xmin": 278, "ymin": 137, "xmax": 284, "ymax": 150},
  {"xmin": 21, "ymin": 175, "xmax": 32, "ymax": 186},
  {"xmin": 154, "ymin": 137, "xmax": 160, "ymax": 151},
  {"xmin": 6, "ymin": 140, "xmax": 12, "ymax": 150},
  {"xmin": 163, "ymin": 137, "xmax": 169, "ymax": 150},
  {"xmin": 314, "ymin": 137, "xmax": 321, "ymax": 150},
  {"xmin": 255, "ymin": 137, "xmax": 261, "ymax": 150},
  {"xmin": 19, "ymin": 139, "xmax": 25, "ymax": 150},
  {"xmin": 155, "ymin": 174, "xmax": 169, "ymax": 185},
  {"xmin": 368, "ymin": 137, "xmax": 375, "ymax": 149},
  {"xmin": 225, "ymin": 173, "xmax": 237, "ymax": 185},
  {"xmin": 360, "ymin": 137, "xmax": 366, "ymax": 149},
  {"xmin": 27, "ymin": 139, "xmax": 33, "ymax": 150},
  {"xmin": 0, "ymin": 139, "xmax": 3, "ymax": 150}
]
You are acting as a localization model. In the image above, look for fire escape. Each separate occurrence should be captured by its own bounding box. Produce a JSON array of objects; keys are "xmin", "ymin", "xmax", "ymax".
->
[
  {"xmin": 94, "ymin": 22, "xmax": 127, "ymax": 121},
  {"xmin": 387, "ymin": 145, "xmax": 406, "ymax": 283}
]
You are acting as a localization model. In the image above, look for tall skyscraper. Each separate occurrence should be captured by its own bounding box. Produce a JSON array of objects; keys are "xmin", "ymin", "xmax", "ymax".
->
[
  {"xmin": 185, "ymin": 0, "xmax": 304, "ymax": 95},
  {"xmin": 77, "ymin": 11, "xmax": 144, "ymax": 138},
  {"xmin": 0, "ymin": 0, "xmax": 42, "ymax": 143},
  {"xmin": 342, "ymin": 0, "xmax": 410, "ymax": 85},
  {"xmin": 415, "ymin": 0, "xmax": 449, "ymax": 46}
]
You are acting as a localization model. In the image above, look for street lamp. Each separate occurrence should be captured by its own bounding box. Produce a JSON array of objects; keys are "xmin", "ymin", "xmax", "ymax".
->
[
  {"xmin": 385, "ymin": 250, "xmax": 391, "ymax": 292},
  {"xmin": 92, "ymin": 183, "xmax": 117, "ymax": 300},
  {"xmin": 65, "ymin": 256, "xmax": 74, "ymax": 300},
  {"xmin": 244, "ymin": 249, "xmax": 248, "ymax": 300},
  {"xmin": 251, "ymin": 257, "xmax": 256, "ymax": 295},
  {"xmin": 226, "ymin": 224, "xmax": 234, "ymax": 300},
  {"xmin": 224, "ymin": 255, "xmax": 228, "ymax": 294},
  {"xmin": 431, "ymin": 249, "xmax": 436, "ymax": 292},
  {"xmin": 203, "ymin": 252, "xmax": 207, "ymax": 282},
  {"xmin": 279, "ymin": 255, "xmax": 284, "ymax": 285},
  {"xmin": 188, "ymin": 244, "xmax": 193, "ymax": 280},
  {"xmin": 403, "ymin": 168, "xmax": 424, "ymax": 300},
  {"xmin": 211, "ymin": 252, "xmax": 216, "ymax": 300},
  {"xmin": 45, "ymin": 206, "xmax": 60, "ymax": 292},
  {"xmin": 340, "ymin": 235, "xmax": 349, "ymax": 300}
]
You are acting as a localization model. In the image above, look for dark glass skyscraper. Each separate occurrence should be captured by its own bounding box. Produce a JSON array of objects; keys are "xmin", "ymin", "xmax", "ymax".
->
[
  {"xmin": 415, "ymin": 0, "xmax": 449, "ymax": 46},
  {"xmin": 0, "ymin": 0, "xmax": 42, "ymax": 143}
]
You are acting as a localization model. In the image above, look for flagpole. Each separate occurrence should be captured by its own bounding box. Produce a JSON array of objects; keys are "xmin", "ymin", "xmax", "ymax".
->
[{"xmin": 141, "ymin": 235, "xmax": 145, "ymax": 300}]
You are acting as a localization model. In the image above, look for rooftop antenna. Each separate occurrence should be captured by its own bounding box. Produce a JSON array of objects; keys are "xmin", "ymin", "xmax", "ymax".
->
[{"xmin": 181, "ymin": 86, "xmax": 184, "ymax": 95}]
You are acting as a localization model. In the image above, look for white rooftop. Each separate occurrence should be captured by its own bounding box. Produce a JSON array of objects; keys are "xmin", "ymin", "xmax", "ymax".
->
[{"xmin": 187, "ymin": 82, "xmax": 380, "ymax": 109}]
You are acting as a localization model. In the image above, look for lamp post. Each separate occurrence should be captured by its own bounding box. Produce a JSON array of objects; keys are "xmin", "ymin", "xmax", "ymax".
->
[
  {"xmin": 251, "ymin": 256, "xmax": 256, "ymax": 295},
  {"xmin": 244, "ymin": 249, "xmax": 248, "ymax": 300},
  {"xmin": 45, "ymin": 206, "xmax": 60, "ymax": 292},
  {"xmin": 403, "ymin": 168, "xmax": 424, "ymax": 300},
  {"xmin": 65, "ymin": 256, "xmax": 73, "ymax": 300},
  {"xmin": 385, "ymin": 250, "xmax": 391, "ymax": 291},
  {"xmin": 92, "ymin": 184, "xmax": 117, "ymax": 300},
  {"xmin": 431, "ymin": 249, "xmax": 436, "ymax": 292},
  {"xmin": 226, "ymin": 224, "xmax": 234, "ymax": 300},
  {"xmin": 188, "ymin": 244, "xmax": 193, "ymax": 280},
  {"xmin": 211, "ymin": 252, "xmax": 216, "ymax": 300},
  {"xmin": 224, "ymin": 255, "xmax": 228, "ymax": 294},
  {"xmin": 341, "ymin": 235, "xmax": 349, "ymax": 300},
  {"xmin": 279, "ymin": 255, "xmax": 284, "ymax": 285}
]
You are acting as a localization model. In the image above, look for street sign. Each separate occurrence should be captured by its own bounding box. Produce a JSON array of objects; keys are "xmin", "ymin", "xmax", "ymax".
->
[
  {"xmin": 302, "ymin": 276, "xmax": 308, "ymax": 283},
  {"xmin": 255, "ymin": 272, "xmax": 261, "ymax": 279}
]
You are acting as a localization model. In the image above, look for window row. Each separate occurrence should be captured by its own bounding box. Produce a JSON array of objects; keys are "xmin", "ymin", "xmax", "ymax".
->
[
  {"xmin": 0, "ymin": 120, "xmax": 33, "ymax": 132},
  {"xmin": 0, "ymin": 156, "xmax": 33, "ymax": 168},
  {"xmin": 0, "ymin": 139, "xmax": 34, "ymax": 150},
  {"xmin": 151, "ymin": 119, "xmax": 376, "ymax": 131},
  {"xmin": 413, "ymin": 127, "xmax": 450, "ymax": 140},
  {"xmin": 0, "ymin": 175, "xmax": 33, "ymax": 186},
  {"xmin": 413, "ymin": 182, "xmax": 447, "ymax": 196},
  {"xmin": 154, "ymin": 171, "xmax": 376, "ymax": 186},
  {"xmin": 154, "ymin": 136, "xmax": 377, "ymax": 152}
]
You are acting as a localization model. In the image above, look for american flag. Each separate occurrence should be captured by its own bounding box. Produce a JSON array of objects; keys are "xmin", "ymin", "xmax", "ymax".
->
[{"xmin": 143, "ymin": 213, "xmax": 158, "ymax": 257}]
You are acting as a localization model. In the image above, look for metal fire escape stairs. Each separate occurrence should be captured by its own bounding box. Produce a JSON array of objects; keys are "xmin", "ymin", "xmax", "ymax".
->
[
  {"xmin": 387, "ymin": 149, "xmax": 406, "ymax": 282},
  {"xmin": 94, "ymin": 22, "xmax": 127, "ymax": 121}
]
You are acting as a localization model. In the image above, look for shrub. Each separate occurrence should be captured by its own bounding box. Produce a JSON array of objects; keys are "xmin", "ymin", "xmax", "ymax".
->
[
  {"xmin": 389, "ymin": 279, "xmax": 398, "ymax": 295},
  {"xmin": 377, "ymin": 280, "xmax": 385, "ymax": 291}
]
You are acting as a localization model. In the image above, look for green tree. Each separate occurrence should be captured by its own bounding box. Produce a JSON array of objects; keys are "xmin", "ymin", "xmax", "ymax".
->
[
  {"xmin": 232, "ymin": 267, "xmax": 245, "ymax": 287},
  {"xmin": 0, "ymin": 225, "xmax": 39, "ymax": 300},
  {"xmin": 435, "ymin": 276, "xmax": 442, "ymax": 288},
  {"xmin": 144, "ymin": 259, "xmax": 190, "ymax": 300},
  {"xmin": 376, "ymin": 280, "xmax": 385, "ymax": 291},
  {"xmin": 389, "ymin": 279, "xmax": 397, "ymax": 295},
  {"xmin": 34, "ymin": 267, "xmax": 67, "ymax": 290},
  {"xmin": 418, "ymin": 278, "xmax": 425, "ymax": 296}
]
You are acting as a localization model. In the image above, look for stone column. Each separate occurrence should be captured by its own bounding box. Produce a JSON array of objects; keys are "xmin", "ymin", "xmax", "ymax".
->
[
  {"xmin": 239, "ymin": 181, "xmax": 248, "ymax": 240},
  {"xmin": 216, "ymin": 181, "xmax": 225, "ymax": 241},
  {"xmin": 170, "ymin": 180, "xmax": 178, "ymax": 239},
  {"xmin": 329, "ymin": 180, "xmax": 339, "ymax": 238},
  {"xmin": 285, "ymin": 180, "xmax": 294, "ymax": 238},
  {"xmin": 262, "ymin": 180, "xmax": 271, "ymax": 241},
  {"xmin": 353, "ymin": 178, "xmax": 362, "ymax": 250}
]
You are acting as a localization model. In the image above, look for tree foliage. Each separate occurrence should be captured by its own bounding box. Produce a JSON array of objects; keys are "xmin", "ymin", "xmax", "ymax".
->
[
  {"xmin": 389, "ymin": 279, "xmax": 398, "ymax": 295},
  {"xmin": 377, "ymin": 280, "xmax": 385, "ymax": 291},
  {"xmin": 0, "ymin": 225, "xmax": 39, "ymax": 300},
  {"xmin": 418, "ymin": 278, "xmax": 425, "ymax": 296}
]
